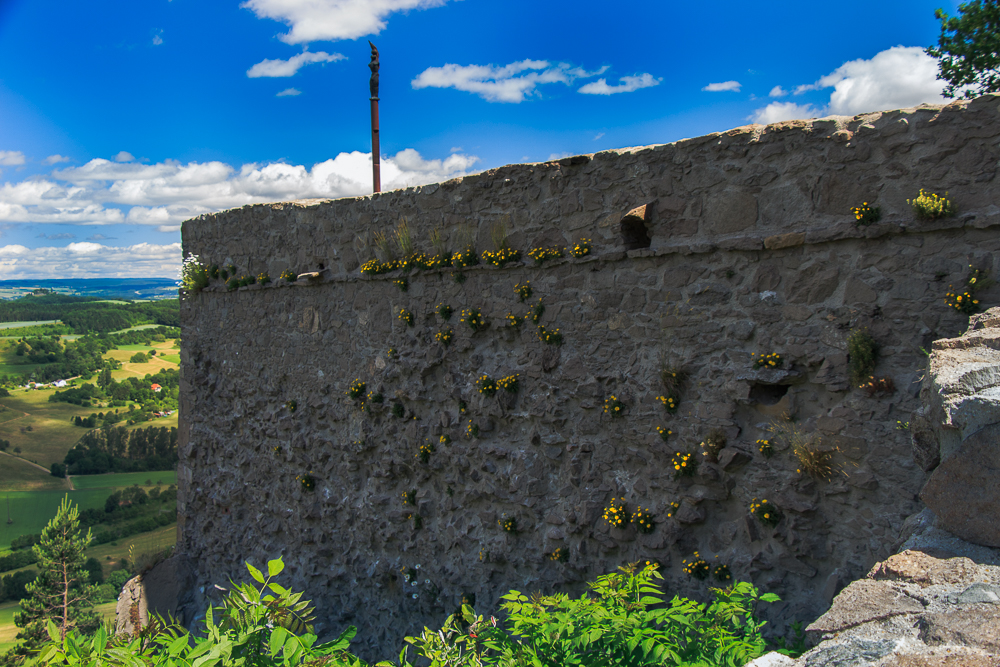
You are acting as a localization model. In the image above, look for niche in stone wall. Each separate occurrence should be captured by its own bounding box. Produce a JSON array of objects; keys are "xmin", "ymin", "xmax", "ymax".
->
[
  {"xmin": 749, "ymin": 382, "xmax": 790, "ymax": 406},
  {"xmin": 620, "ymin": 204, "xmax": 653, "ymax": 250}
]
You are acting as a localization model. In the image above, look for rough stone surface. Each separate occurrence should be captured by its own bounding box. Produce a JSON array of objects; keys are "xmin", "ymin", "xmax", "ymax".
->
[
  {"xmin": 179, "ymin": 96, "xmax": 1000, "ymax": 658},
  {"xmin": 115, "ymin": 556, "xmax": 197, "ymax": 635},
  {"xmin": 789, "ymin": 550, "xmax": 1000, "ymax": 666}
]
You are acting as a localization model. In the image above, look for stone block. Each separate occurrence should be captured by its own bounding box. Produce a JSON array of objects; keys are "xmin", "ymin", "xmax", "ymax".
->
[
  {"xmin": 867, "ymin": 550, "xmax": 985, "ymax": 588},
  {"xmin": 806, "ymin": 580, "xmax": 923, "ymax": 635}
]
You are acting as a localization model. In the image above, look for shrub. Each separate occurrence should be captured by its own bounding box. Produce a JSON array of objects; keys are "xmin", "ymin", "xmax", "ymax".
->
[
  {"xmin": 527, "ymin": 247, "xmax": 563, "ymax": 264},
  {"xmin": 908, "ymin": 188, "xmax": 954, "ymax": 219},
  {"xmin": 226, "ymin": 276, "xmax": 240, "ymax": 291},
  {"xmin": 847, "ymin": 328, "xmax": 878, "ymax": 385},
  {"xmin": 475, "ymin": 375, "xmax": 497, "ymax": 397},
  {"xmin": 751, "ymin": 352, "xmax": 783, "ymax": 370},
  {"xmin": 602, "ymin": 497, "xmax": 629, "ymax": 528},
  {"xmin": 391, "ymin": 403, "xmax": 405, "ymax": 419},
  {"xmin": 750, "ymin": 498, "xmax": 781, "ymax": 527},
  {"xmin": 536, "ymin": 325, "xmax": 562, "ymax": 346},
  {"xmin": 850, "ymin": 202, "xmax": 881, "ymax": 226},
  {"xmin": 435, "ymin": 328, "xmax": 453, "ymax": 347},
  {"xmin": 180, "ymin": 255, "xmax": 209, "ymax": 293},
  {"xmin": 603, "ymin": 395, "xmax": 625, "ymax": 417},
  {"xmin": 460, "ymin": 308, "xmax": 485, "ymax": 332},
  {"xmin": 945, "ymin": 266, "xmax": 988, "ymax": 314}
]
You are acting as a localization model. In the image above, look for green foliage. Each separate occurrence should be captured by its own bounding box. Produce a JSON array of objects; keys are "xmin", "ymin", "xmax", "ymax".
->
[
  {"xmin": 846, "ymin": 328, "xmax": 878, "ymax": 385},
  {"xmin": 907, "ymin": 189, "xmax": 954, "ymax": 220},
  {"xmin": 14, "ymin": 496, "xmax": 99, "ymax": 651},
  {"xmin": 927, "ymin": 0, "xmax": 1000, "ymax": 99},
  {"xmin": 180, "ymin": 255, "xmax": 209, "ymax": 294},
  {"xmin": 25, "ymin": 561, "xmax": 782, "ymax": 667}
]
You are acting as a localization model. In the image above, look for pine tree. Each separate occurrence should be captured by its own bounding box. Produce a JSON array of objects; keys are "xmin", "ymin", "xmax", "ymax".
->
[{"xmin": 13, "ymin": 496, "xmax": 99, "ymax": 649}]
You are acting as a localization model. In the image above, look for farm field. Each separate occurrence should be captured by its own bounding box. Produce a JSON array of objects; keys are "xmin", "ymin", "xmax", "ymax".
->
[
  {"xmin": 105, "ymin": 340, "xmax": 179, "ymax": 381},
  {"xmin": 0, "ymin": 600, "xmax": 120, "ymax": 654},
  {"xmin": 0, "ymin": 321, "xmax": 60, "ymax": 330},
  {"xmin": 0, "ymin": 453, "xmax": 68, "ymax": 493},
  {"xmin": 0, "ymin": 488, "xmax": 112, "ymax": 550},
  {"xmin": 88, "ymin": 523, "xmax": 177, "ymax": 574},
  {"xmin": 71, "ymin": 471, "xmax": 176, "ymax": 490},
  {"xmin": 0, "ymin": 389, "xmax": 108, "ymax": 469}
]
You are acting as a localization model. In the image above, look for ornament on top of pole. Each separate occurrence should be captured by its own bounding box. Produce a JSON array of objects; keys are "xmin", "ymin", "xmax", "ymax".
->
[{"xmin": 368, "ymin": 41, "xmax": 381, "ymax": 194}]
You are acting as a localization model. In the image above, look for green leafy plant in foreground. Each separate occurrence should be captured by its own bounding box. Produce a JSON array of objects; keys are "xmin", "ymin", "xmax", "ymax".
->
[{"xmin": 28, "ymin": 561, "xmax": 778, "ymax": 667}]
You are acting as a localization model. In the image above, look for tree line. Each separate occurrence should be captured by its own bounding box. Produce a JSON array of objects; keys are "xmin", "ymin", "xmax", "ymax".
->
[
  {"xmin": 0, "ymin": 295, "xmax": 179, "ymax": 332},
  {"xmin": 60, "ymin": 425, "xmax": 178, "ymax": 475}
]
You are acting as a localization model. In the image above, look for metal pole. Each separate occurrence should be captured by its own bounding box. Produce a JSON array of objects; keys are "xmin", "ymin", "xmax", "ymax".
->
[
  {"xmin": 370, "ymin": 97, "xmax": 380, "ymax": 193},
  {"xmin": 368, "ymin": 41, "xmax": 381, "ymax": 193}
]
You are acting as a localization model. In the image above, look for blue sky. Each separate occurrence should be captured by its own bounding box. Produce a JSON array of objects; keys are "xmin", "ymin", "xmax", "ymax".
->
[{"xmin": 0, "ymin": 0, "xmax": 962, "ymax": 279}]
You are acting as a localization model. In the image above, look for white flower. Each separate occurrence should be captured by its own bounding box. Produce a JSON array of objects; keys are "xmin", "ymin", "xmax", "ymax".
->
[{"xmin": 412, "ymin": 593, "xmax": 419, "ymax": 599}]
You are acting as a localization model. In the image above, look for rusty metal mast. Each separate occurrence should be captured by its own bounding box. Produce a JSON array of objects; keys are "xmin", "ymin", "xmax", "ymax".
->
[{"xmin": 368, "ymin": 41, "xmax": 380, "ymax": 193}]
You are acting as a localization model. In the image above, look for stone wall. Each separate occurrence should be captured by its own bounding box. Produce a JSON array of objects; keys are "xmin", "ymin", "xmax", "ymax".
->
[{"xmin": 179, "ymin": 94, "xmax": 1000, "ymax": 657}]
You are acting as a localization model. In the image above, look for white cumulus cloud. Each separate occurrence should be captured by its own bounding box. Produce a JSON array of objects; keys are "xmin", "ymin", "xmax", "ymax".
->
[
  {"xmin": 247, "ymin": 51, "xmax": 345, "ymax": 78},
  {"xmin": 752, "ymin": 46, "xmax": 950, "ymax": 124},
  {"xmin": 0, "ymin": 149, "xmax": 479, "ymax": 231},
  {"xmin": 702, "ymin": 81, "xmax": 741, "ymax": 92},
  {"xmin": 0, "ymin": 242, "xmax": 183, "ymax": 280},
  {"xmin": 749, "ymin": 102, "xmax": 821, "ymax": 124},
  {"xmin": 769, "ymin": 86, "xmax": 787, "ymax": 98},
  {"xmin": 44, "ymin": 155, "xmax": 71, "ymax": 165},
  {"xmin": 114, "ymin": 151, "xmax": 135, "ymax": 163},
  {"xmin": 412, "ymin": 60, "xmax": 607, "ymax": 103},
  {"xmin": 242, "ymin": 0, "xmax": 450, "ymax": 44},
  {"xmin": 578, "ymin": 73, "xmax": 660, "ymax": 95},
  {"xmin": 276, "ymin": 88, "xmax": 301, "ymax": 96},
  {"xmin": 0, "ymin": 151, "xmax": 26, "ymax": 166}
]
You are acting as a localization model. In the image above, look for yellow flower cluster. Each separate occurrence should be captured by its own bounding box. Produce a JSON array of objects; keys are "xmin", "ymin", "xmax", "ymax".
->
[
  {"xmin": 475, "ymin": 374, "xmax": 497, "ymax": 397},
  {"xmin": 279, "ymin": 269, "xmax": 297, "ymax": 282},
  {"xmin": 452, "ymin": 247, "xmax": 479, "ymax": 269},
  {"xmin": 713, "ymin": 564, "xmax": 732, "ymax": 582},
  {"xmin": 401, "ymin": 489, "xmax": 415, "ymax": 505},
  {"xmin": 461, "ymin": 308, "xmax": 485, "ymax": 332},
  {"xmin": 602, "ymin": 497, "xmax": 629, "ymax": 528},
  {"xmin": 526, "ymin": 298, "xmax": 545, "ymax": 324},
  {"xmin": 908, "ymin": 189, "xmax": 954, "ymax": 220},
  {"xmin": 528, "ymin": 247, "xmax": 564, "ymax": 264},
  {"xmin": 346, "ymin": 378, "xmax": 366, "ymax": 400},
  {"xmin": 514, "ymin": 281, "xmax": 532, "ymax": 302},
  {"xmin": 398, "ymin": 308, "xmax": 414, "ymax": 327},
  {"xmin": 749, "ymin": 497, "xmax": 781, "ymax": 526},
  {"xmin": 439, "ymin": 434, "xmax": 451, "ymax": 445},
  {"xmin": 497, "ymin": 374, "xmax": 520, "ymax": 394},
  {"xmin": 498, "ymin": 516, "xmax": 517, "ymax": 533},
  {"xmin": 360, "ymin": 258, "xmax": 393, "ymax": 275},
  {"xmin": 859, "ymin": 375, "xmax": 895, "ymax": 397},
  {"xmin": 416, "ymin": 440, "xmax": 435, "ymax": 463},
  {"xmin": 257, "ymin": 272, "xmax": 271, "ymax": 285},
  {"xmin": 435, "ymin": 328, "xmax": 453, "ymax": 346},
  {"xmin": 751, "ymin": 352, "xmax": 783, "ymax": 370},
  {"xmin": 393, "ymin": 278, "xmax": 408, "ymax": 292},
  {"xmin": 537, "ymin": 325, "xmax": 563, "ymax": 346},
  {"xmin": 436, "ymin": 303, "xmax": 453, "ymax": 321},
  {"xmin": 297, "ymin": 472, "xmax": 316, "ymax": 492},
  {"xmin": 682, "ymin": 552, "xmax": 710, "ymax": 580},
  {"xmin": 850, "ymin": 202, "xmax": 881, "ymax": 226},
  {"xmin": 632, "ymin": 506, "xmax": 655, "ymax": 534},
  {"xmin": 387, "ymin": 347, "xmax": 397, "ymax": 359},
  {"xmin": 571, "ymin": 238, "xmax": 592, "ymax": 258},
  {"xmin": 672, "ymin": 451, "xmax": 694, "ymax": 477},
  {"xmin": 505, "ymin": 312, "xmax": 523, "ymax": 329},
  {"xmin": 466, "ymin": 420, "xmax": 479, "ymax": 439},
  {"xmin": 548, "ymin": 547, "xmax": 568, "ymax": 562},
  {"xmin": 604, "ymin": 395, "xmax": 624, "ymax": 417},
  {"xmin": 482, "ymin": 247, "xmax": 521, "ymax": 267},
  {"xmin": 757, "ymin": 439, "xmax": 773, "ymax": 458},
  {"xmin": 665, "ymin": 501, "xmax": 680, "ymax": 518},
  {"xmin": 655, "ymin": 394, "xmax": 679, "ymax": 412},
  {"xmin": 367, "ymin": 390, "xmax": 383, "ymax": 404},
  {"xmin": 656, "ymin": 426, "xmax": 673, "ymax": 441}
]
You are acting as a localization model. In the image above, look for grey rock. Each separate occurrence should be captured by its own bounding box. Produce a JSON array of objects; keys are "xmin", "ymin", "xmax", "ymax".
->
[{"xmin": 806, "ymin": 580, "xmax": 923, "ymax": 635}]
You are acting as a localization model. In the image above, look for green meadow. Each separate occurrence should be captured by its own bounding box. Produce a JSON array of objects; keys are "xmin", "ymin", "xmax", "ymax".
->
[{"xmin": 71, "ymin": 471, "xmax": 176, "ymax": 490}]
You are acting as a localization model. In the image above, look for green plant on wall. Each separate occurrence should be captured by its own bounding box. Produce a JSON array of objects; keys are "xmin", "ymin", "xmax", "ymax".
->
[
  {"xmin": 908, "ymin": 189, "xmax": 954, "ymax": 220},
  {"xmin": 945, "ymin": 266, "xmax": 988, "ymax": 314},
  {"xmin": 847, "ymin": 328, "xmax": 878, "ymax": 385},
  {"xmin": 850, "ymin": 202, "xmax": 881, "ymax": 226}
]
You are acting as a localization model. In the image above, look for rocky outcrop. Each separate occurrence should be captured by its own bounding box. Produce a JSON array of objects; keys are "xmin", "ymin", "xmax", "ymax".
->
[
  {"xmin": 918, "ymin": 307, "xmax": 1000, "ymax": 547},
  {"xmin": 751, "ymin": 549, "xmax": 1000, "ymax": 667},
  {"xmin": 115, "ymin": 556, "xmax": 199, "ymax": 636}
]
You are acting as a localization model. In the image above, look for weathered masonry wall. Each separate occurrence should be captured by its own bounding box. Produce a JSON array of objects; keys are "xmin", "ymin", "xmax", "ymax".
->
[{"xmin": 180, "ymin": 95, "xmax": 1000, "ymax": 657}]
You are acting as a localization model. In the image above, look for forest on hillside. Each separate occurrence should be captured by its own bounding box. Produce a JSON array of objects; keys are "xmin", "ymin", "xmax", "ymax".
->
[{"xmin": 0, "ymin": 294, "xmax": 179, "ymax": 332}]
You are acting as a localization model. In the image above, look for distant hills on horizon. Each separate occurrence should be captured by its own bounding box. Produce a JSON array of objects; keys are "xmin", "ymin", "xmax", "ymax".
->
[{"xmin": 0, "ymin": 278, "xmax": 178, "ymax": 301}]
